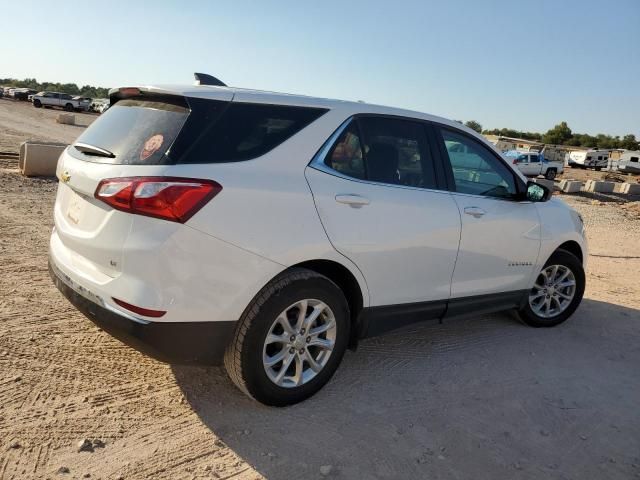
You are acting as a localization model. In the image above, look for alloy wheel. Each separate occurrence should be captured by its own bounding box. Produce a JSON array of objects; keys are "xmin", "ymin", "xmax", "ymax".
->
[
  {"xmin": 262, "ymin": 299, "xmax": 337, "ymax": 388},
  {"xmin": 529, "ymin": 264, "xmax": 576, "ymax": 318}
]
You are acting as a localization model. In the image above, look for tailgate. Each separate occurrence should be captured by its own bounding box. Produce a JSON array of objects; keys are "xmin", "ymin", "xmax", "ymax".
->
[{"xmin": 54, "ymin": 151, "xmax": 162, "ymax": 279}]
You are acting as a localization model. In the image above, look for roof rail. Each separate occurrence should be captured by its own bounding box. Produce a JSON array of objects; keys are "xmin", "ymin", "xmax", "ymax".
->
[{"xmin": 194, "ymin": 73, "xmax": 227, "ymax": 87}]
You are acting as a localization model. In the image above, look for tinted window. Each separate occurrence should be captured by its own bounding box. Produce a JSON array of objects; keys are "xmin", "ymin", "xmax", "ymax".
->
[
  {"xmin": 182, "ymin": 103, "xmax": 327, "ymax": 163},
  {"xmin": 71, "ymin": 98, "xmax": 190, "ymax": 165},
  {"xmin": 530, "ymin": 154, "xmax": 540, "ymax": 162},
  {"xmin": 324, "ymin": 121, "xmax": 365, "ymax": 179},
  {"xmin": 440, "ymin": 129, "xmax": 517, "ymax": 199},
  {"xmin": 323, "ymin": 117, "xmax": 437, "ymax": 189},
  {"xmin": 359, "ymin": 117, "xmax": 436, "ymax": 189}
]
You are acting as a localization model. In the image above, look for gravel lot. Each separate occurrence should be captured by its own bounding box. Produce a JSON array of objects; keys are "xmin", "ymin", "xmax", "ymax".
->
[
  {"xmin": 0, "ymin": 98, "xmax": 96, "ymax": 153},
  {"xmin": 0, "ymin": 99, "xmax": 639, "ymax": 479}
]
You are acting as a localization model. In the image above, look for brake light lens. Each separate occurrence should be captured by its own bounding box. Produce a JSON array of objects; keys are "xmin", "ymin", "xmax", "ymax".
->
[{"xmin": 95, "ymin": 177, "xmax": 222, "ymax": 223}]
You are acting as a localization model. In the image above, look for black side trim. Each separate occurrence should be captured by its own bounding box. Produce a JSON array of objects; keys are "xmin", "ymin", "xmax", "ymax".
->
[
  {"xmin": 50, "ymin": 262, "xmax": 236, "ymax": 365},
  {"xmin": 358, "ymin": 290, "xmax": 528, "ymax": 340},
  {"xmin": 358, "ymin": 300, "xmax": 447, "ymax": 338},
  {"xmin": 445, "ymin": 290, "xmax": 528, "ymax": 318}
]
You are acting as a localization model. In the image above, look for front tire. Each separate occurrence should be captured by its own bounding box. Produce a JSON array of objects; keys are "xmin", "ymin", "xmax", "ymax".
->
[
  {"xmin": 517, "ymin": 249, "xmax": 585, "ymax": 327},
  {"xmin": 224, "ymin": 268, "xmax": 350, "ymax": 406},
  {"xmin": 33, "ymin": 99, "xmax": 42, "ymax": 108},
  {"xmin": 64, "ymin": 103, "xmax": 74, "ymax": 112}
]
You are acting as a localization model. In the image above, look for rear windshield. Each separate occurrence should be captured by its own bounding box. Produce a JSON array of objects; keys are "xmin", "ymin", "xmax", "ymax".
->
[
  {"xmin": 71, "ymin": 98, "xmax": 189, "ymax": 165},
  {"xmin": 70, "ymin": 95, "xmax": 327, "ymax": 165}
]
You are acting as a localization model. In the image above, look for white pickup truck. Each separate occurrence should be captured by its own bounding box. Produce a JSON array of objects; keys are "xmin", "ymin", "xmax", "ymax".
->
[
  {"xmin": 512, "ymin": 152, "xmax": 563, "ymax": 180},
  {"xmin": 32, "ymin": 92, "xmax": 90, "ymax": 112}
]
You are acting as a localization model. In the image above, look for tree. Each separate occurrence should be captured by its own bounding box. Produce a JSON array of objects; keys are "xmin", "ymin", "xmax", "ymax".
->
[
  {"xmin": 464, "ymin": 120, "xmax": 482, "ymax": 133},
  {"xmin": 620, "ymin": 134, "xmax": 639, "ymax": 151},
  {"xmin": 541, "ymin": 122, "xmax": 572, "ymax": 145}
]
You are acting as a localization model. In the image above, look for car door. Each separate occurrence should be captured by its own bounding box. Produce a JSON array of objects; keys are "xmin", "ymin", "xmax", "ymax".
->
[
  {"xmin": 306, "ymin": 116, "xmax": 461, "ymax": 313},
  {"xmin": 435, "ymin": 127, "xmax": 541, "ymax": 299},
  {"xmin": 529, "ymin": 153, "xmax": 542, "ymax": 175}
]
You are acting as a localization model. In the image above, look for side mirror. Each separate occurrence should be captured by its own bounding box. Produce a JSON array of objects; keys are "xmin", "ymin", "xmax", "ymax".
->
[{"xmin": 525, "ymin": 181, "xmax": 551, "ymax": 202}]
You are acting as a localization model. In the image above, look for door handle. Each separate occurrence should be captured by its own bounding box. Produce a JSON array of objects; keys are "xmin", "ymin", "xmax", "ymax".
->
[
  {"xmin": 464, "ymin": 206, "xmax": 486, "ymax": 218},
  {"xmin": 335, "ymin": 194, "xmax": 370, "ymax": 207}
]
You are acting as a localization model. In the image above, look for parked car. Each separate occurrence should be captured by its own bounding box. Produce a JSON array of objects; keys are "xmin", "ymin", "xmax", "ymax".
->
[
  {"xmin": 97, "ymin": 102, "xmax": 110, "ymax": 113},
  {"xmin": 13, "ymin": 88, "xmax": 37, "ymax": 101},
  {"xmin": 512, "ymin": 152, "xmax": 564, "ymax": 179},
  {"xmin": 49, "ymin": 81, "xmax": 587, "ymax": 406},
  {"xmin": 32, "ymin": 91, "xmax": 90, "ymax": 111}
]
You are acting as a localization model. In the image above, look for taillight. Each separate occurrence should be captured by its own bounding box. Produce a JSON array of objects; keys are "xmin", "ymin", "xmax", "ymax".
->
[{"xmin": 95, "ymin": 177, "xmax": 222, "ymax": 223}]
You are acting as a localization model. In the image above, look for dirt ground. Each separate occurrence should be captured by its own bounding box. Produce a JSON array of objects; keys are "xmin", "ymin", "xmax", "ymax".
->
[
  {"xmin": 0, "ymin": 98, "xmax": 96, "ymax": 153},
  {"xmin": 1, "ymin": 99, "xmax": 639, "ymax": 479}
]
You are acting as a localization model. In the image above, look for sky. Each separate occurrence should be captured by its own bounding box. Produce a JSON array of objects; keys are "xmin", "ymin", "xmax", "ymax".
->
[{"xmin": 1, "ymin": 0, "xmax": 638, "ymax": 137}]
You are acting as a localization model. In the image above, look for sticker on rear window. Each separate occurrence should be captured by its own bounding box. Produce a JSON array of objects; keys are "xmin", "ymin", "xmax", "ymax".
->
[{"xmin": 140, "ymin": 134, "xmax": 164, "ymax": 161}]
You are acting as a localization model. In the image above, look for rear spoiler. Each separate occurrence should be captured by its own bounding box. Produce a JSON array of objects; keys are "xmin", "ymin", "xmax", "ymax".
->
[{"xmin": 108, "ymin": 73, "xmax": 227, "ymax": 104}]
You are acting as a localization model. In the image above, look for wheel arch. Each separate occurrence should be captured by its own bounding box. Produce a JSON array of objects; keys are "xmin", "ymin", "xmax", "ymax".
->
[
  {"xmin": 287, "ymin": 259, "xmax": 365, "ymax": 349},
  {"xmin": 557, "ymin": 240, "xmax": 583, "ymax": 264}
]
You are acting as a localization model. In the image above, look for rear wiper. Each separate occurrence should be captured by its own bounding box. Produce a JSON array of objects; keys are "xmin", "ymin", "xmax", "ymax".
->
[{"xmin": 74, "ymin": 142, "xmax": 115, "ymax": 158}]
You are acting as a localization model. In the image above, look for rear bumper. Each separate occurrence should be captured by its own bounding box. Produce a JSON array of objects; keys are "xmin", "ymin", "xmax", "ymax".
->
[{"xmin": 49, "ymin": 260, "xmax": 236, "ymax": 365}]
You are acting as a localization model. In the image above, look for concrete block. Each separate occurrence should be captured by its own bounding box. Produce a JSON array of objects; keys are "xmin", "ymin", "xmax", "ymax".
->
[
  {"xmin": 583, "ymin": 180, "xmax": 615, "ymax": 193},
  {"xmin": 614, "ymin": 183, "xmax": 627, "ymax": 193},
  {"xmin": 533, "ymin": 178, "xmax": 555, "ymax": 191},
  {"xmin": 19, "ymin": 141, "xmax": 67, "ymax": 177},
  {"xmin": 56, "ymin": 113, "xmax": 75, "ymax": 125},
  {"xmin": 620, "ymin": 183, "xmax": 640, "ymax": 194},
  {"xmin": 562, "ymin": 181, "xmax": 583, "ymax": 193}
]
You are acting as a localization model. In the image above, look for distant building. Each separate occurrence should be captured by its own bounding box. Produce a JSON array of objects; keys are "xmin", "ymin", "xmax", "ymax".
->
[{"xmin": 483, "ymin": 135, "xmax": 543, "ymax": 152}]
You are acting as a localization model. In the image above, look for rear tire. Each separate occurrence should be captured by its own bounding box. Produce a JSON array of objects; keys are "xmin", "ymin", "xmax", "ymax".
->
[
  {"xmin": 224, "ymin": 268, "xmax": 350, "ymax": 406},
  {"xmin": 545, "ymin": 168, "xmax": 557, "ymax": 180},
  {"xmin": 64, "ymin": 103, "xmax": 74, "ymax": 112},
  {"xmin": 33, "ymin": 99, "xmax": 41, "ymax": 108},
  {"xmin": 517, "ymin": 249, "xmax": 585, "ymax": 327}
]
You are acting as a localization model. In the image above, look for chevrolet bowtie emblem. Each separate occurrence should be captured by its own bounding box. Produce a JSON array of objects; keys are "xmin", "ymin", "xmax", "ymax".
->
[{"xmin": 61, "ymin": 171, "xmax": 71, "ymax": 183}]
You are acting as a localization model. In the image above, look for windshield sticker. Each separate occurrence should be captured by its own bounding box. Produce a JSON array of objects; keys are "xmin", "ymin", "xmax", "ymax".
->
[{"xmin": 140, "ymin": 134, "xmax": 164, "ymax": 161}]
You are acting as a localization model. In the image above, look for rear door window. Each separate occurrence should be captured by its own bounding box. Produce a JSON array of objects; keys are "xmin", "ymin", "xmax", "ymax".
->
[{"xmin": 322, "ymin": 117, "xmax": 438, "ymax": 189}]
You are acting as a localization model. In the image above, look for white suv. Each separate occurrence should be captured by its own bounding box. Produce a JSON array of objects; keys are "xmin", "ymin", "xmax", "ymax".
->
[{"xmin": 49, "ymin": 82, "xmax": 587, "ymax": 405}]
